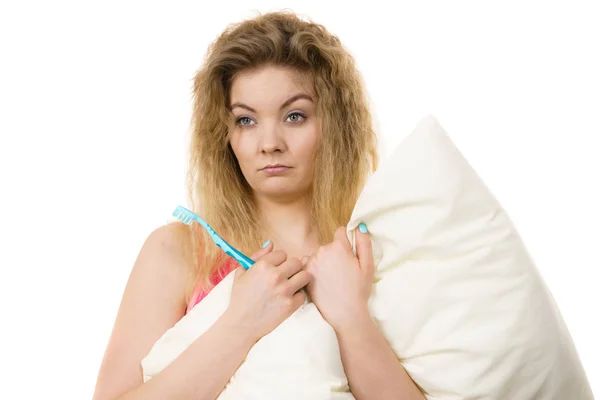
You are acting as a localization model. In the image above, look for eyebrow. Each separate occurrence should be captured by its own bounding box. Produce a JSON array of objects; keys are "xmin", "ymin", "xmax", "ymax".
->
[{"xmin": 229, "ymin": 93, "xmax": 313, "ymax": 113}]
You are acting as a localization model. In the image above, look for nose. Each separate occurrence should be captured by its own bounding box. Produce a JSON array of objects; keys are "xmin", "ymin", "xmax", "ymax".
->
[{"xmin": 259, "ymin": 122, "xmax": 285, "ymax": 154}]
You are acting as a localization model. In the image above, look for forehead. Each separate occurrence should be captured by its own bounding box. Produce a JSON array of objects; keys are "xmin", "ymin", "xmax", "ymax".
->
[{"xmin": 229, "ymin": 64, "xmax": 314, "ymax": 105}]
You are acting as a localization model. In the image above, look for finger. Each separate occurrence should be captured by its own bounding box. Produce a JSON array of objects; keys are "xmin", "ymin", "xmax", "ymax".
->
[
  {"xmin": 302, "ymin": 254, "xmax": 317, "ymax": 274},
  {"xmin": 355, "ymin": 223, "xmax": 375, "ymax": 276},
  {"xmin": 286, "ymin": 270, "xmax": 312, "ymax": 294},
  {"xmin": 333, "ymin": 226, "xmax": 352, "ymax": 252},
  {"xmin": 291, "ymin": 290, "xmax": 308, "ymax": 310},
  {"xmin": 249, "ymin": 240, "xmax": 274, "ymax": 261},
  {"xmin": 300, "ymin": 255, "xmax": 309, "ymax": 266},
  {"xmin": 301, "ymin": 249, "xmax": 315, "ymax": 266},
  {"xmin": 233, "ymin": 265, "xmax": 245, "ymax": 280},
  {"xmin": 260, "ymin": 249, "xmax": 288, "ymax": 267},
  {"xmin": 278, "ymin": 257, "xmax": 303, "ymax": 278}
]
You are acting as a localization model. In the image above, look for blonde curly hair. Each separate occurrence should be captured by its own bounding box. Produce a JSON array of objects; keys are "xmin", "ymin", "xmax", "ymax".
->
[{"xmin": 185, "ymin": 9, "xmax": 379, "ymax": 299}]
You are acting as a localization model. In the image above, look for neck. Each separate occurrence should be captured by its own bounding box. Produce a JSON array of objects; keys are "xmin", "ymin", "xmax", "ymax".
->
[{"xmin": 254, "ymin": 194, "xmax": 319, "ymax": 258}]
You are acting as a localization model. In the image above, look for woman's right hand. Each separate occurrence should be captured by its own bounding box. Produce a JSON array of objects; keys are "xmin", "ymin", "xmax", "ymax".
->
[{"xmin": 223, "ymin": 241, "xmax": 311, "ymax": 344}]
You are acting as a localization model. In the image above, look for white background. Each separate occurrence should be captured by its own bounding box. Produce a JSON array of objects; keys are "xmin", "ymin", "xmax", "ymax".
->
[{"xmin": 0, "ymin": 1, "xmax": 598, "ymax": 398}]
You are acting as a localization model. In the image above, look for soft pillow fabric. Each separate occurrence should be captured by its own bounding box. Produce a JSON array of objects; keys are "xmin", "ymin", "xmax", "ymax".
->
[
  {"xmin": 344, "ymin": 114, "xmax": 592, "ymax": 399},
  {"xmin": 141, "ymin": 114, "xmax": 593, "ymax": 399}
]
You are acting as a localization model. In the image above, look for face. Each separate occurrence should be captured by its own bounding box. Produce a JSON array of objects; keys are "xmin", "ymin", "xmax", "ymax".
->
[{"xmin": 228, "ymin": 64, "xmax": 320, "ymax": 202}]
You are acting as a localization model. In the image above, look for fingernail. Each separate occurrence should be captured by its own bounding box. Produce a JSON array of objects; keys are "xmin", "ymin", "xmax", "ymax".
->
[
  {"xmin": 358, "ymin": 223, "xmax": 368, "ymax": 233},
  {"xmin": 261, "ymin": 239, "xmax": 271, "ymax": 248}
]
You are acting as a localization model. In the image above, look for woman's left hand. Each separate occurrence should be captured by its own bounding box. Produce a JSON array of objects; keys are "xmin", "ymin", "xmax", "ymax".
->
[{"xmin": 302, "ymin": 224, "xmax": 375, "ymax": 331}]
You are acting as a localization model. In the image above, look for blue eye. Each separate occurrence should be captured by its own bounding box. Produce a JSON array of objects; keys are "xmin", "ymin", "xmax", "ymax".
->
[
  {"xmin": 235, "ymin": 112, "xmax": 306, "ymax": 128},
  {"xmin": 236, "ymin": 117, "xmax": 254, "ymax": 126},
  {"xmin": 287, "ymin": 112, "xmax": 306, "ymax": 123}
]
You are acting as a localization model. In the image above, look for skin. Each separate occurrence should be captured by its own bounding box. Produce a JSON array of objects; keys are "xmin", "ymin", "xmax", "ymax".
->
[
  {"xmin": 228, "ymin": 63, "xmax": 321, "ymax": 259},
  {"xmin": 92, "ymin": 63, "xmax": 424, "ymax": 400}
]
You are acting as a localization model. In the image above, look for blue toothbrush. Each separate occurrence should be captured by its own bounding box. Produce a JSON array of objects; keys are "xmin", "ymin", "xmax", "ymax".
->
[{"xmin": 172, "ymin": 205, "xmax": 255, "ymax": 270}]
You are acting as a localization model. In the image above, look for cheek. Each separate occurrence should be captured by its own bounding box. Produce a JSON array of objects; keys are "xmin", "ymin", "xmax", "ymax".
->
[
  {"xmin": 230, "ymin": 137, "xmax": 250, "ymax": 170},
  {"xmin": 304, "ymin": 141, "xmax": 320, "ymax": 175},
  {"xmin": 297, "ymin": 131, "xmax": 320, "ymax": 163}
]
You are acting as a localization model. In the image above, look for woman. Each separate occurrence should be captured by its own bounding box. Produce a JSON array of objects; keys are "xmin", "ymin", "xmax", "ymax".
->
[{"xmin": 93, "ymin": 10, "xmax": 425, "ymax": 400}]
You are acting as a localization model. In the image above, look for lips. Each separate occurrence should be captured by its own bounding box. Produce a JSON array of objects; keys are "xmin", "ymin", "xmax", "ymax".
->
[
  {"xmin": 261, "ymin": 164, "xmax": 290, "ymax": 170},
  {"xmin": 260, "ymin": 164, "xmax": 291, "ymax": 174}
]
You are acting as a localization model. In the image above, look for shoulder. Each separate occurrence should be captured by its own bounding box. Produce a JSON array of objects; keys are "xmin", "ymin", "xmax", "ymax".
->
[
  {"xmin": 133, "ymin": 221, "xmax": 196, "ymax": 300},
  {"xmin": 92, "ymin": 222, "xmax": 196, "ymax": 398},
  {"xmin": 142, "ymin": 221, "xmax": 195, "ymax": 266},
  {"xmin": 144, "ymin": 221, "xmax": 194, "ymax": 256}
]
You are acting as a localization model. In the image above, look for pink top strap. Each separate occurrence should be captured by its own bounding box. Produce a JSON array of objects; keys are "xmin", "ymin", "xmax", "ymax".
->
[{"xmin": 186, "ymin": 258, "xmax": 237, "ymax": 314}]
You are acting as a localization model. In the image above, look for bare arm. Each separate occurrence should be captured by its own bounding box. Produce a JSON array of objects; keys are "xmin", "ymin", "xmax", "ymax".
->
[
  {"xmin": 303, "ymin": 226, "xmax": 425, "ymax": 400},
  {"xmin": 93, "ymin": 223, "xmax": 309, "ymax": 400},
  {"xmin": 115, "ymin": 313, "xmax": 255, "ymax": 400},
  {"xmin": 93, "ymin": 223, "xmax": 253, "ymax": 400},
  {"xmin": 335, "ymin": 309, "xmax": 425, "ymax": 400}
]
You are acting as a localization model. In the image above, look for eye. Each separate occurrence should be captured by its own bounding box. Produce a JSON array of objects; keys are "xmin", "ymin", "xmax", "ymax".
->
[
  {"xmin": 235, "ymin": 113, "xmax": 306, "ymax": 128},
  {"xmin": 286, "ymin": 112, "xmax": 306, "ymax": 123},
  {"xmin": 235, "ymin": 116, "xmax": 255, "ymax": 127}
]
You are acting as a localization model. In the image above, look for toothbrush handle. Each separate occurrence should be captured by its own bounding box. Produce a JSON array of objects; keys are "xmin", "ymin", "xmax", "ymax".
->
[{"xmin": 218, "ymin": 244, "xmax": 255, "ymax": 270}]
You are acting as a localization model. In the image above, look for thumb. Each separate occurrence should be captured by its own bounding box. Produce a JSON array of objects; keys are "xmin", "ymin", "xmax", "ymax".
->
[
  {"xmin": 234, "ymin": 265, "xmax": 245, "ymax": 280},
  {"xmin": 301, "ymin": 254, "xmax": 312, "ymax": 270},
  {"xmin": 355, "ymin": 223, "xmax": 375, "ymax": 276},
  {"xmin": 249, "ymin": 239, "xmax": 274, "ymax": 261},
  {"xmin": 301, "ymin": 255, "xmax": 309, "ymax": 266},
  {"xmin": 333, "ymin": 226, "xmax": 352, "ymax": 252},
  {"xmin": 235, "ymin": 240, "xmax": 273, "ymax": 280}
]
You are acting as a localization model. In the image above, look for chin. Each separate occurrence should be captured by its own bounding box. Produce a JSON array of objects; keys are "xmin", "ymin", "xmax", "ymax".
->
[{"xmin": 255, "ymin": 182, "xmax": 309, "ymax": 201}]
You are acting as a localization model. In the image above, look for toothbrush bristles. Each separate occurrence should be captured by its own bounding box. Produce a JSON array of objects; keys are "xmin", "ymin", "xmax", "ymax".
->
[{"xmin": 173, "ymin": 207, "xmax": 199, "ymax": 226}]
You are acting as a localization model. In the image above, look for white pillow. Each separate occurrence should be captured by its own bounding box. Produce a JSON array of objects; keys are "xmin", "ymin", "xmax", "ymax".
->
[
  {"xmin": 141, "ymin": 114, "xmax": 593, "ymax": 399},
  {"xmin": 142, "ymin": 272, "xmax": 350, "ymax": 399},
  {"xmin": 345, "ymin": 114, "xmax": 593, "ymax": 399}
]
